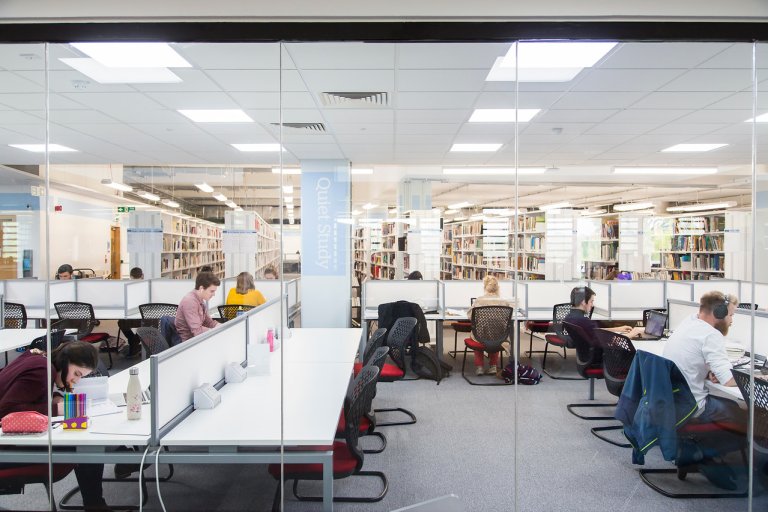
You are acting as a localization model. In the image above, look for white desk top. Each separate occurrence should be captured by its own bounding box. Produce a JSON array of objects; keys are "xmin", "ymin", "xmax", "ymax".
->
[
  {"xmin": 0, "ymin": 328, "xmax": 49, "ymax": 353},
  {"xmin": 281, "ymin": 328, "xmax": 361, "ymax": 363}
]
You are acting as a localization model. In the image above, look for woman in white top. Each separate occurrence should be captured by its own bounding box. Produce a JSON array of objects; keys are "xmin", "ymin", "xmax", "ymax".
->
[{"xmin": 467, "ymin": 275, "xmax": 514, "ymax": 376}]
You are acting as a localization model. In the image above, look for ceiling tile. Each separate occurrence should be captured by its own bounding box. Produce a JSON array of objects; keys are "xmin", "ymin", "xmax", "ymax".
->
[
  {"xmin": 284, "ymin": 43, "xmax": 395, "ymax": 70},
  {"xmin": 397, "ymin": 43, "xmax": 508, "ymax": 69},
  {"xmin": 396, "ymin": 91, "xmax": 478, "ymax": 109},
  {"xmin": 601, "ymin": 42, "xmax": 732, "ymax": 69},
  {"xmin": 660, "ymin": 69, "xmax": 752, "ymax": 92},
  {"xmin": 572, "ymin": 69, "xmax": 685, "ymax": 92},
  {"xmin": 397, "ymin": 70, "xmax": 487, "ymax": 92}
]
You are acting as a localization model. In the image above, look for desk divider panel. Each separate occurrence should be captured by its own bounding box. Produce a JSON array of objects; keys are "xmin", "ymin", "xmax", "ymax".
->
[
  {"xmin": 498, "ymin": 281, "xmax": 515, "ymax": 305},
  {"xmin": 150, "ymin": 279, "xmax": 195, "ymax": 306},
  {"xmin": 667, "ymin": 299, "xmax": 699, "ymax": 331},
  {"xmin": 666, "ymin": 281, "xmax": 693, "ymax": 303},
  {"xmin": 253, "ymin": 280, "xmax": 282, "ymax": 301},
  {"xmin": 221, "ymin": 277, "xmax": 237, "ymax": 299},
  {"xmin": 363, "ymin": 280, "xmax": 440, "ymax": 311},
  {"xmin": 4, "ymin": 280, "xmax": 49, "ymax": 317},
  {"xmin": 726, "ymin": 307, "xmax": 766, "ymax": 355},
  {"xmin": 443, "ymin": 281, "xmax": 484, "ymax": 309},
  {"xmin": 49, "ymin": 280, "xmax": 76, "ymax": 311},
  {"xmin": 520, "ymin": 281, "xmax": 581, "ymax": 320},
  {"xmin": 246, "ymin": 296, "xmax": 284, "ymax": 346},
  {"xmin": 609, "ymin": 281, "xmax": 666, "ymax": 319},
  {"xmin": 588, "ymin": 281, "xmax": 610, "ymax": 317},
  {"xmin": 739, "ymin": 282, "xmax": 768, "ymax": 309},
  {"xmin": 76, "ymin": 280, "xmax": 126, "ymax": 309},
  {"xmin": 285, "ymin": 278, "xmax": 299, "ymax": 310},
  {"xmin": 691, "ymin": 280, "xmax": 740, "ymax": 302},
  {"xmin": 125, "ymin": 280, "xmax": 150, "ymax": 315}
]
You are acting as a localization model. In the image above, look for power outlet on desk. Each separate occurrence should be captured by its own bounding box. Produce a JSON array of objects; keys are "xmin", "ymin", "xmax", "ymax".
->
[{"xmin": 193, "ymin": 383, "xmax": 221, "ymax": 410}]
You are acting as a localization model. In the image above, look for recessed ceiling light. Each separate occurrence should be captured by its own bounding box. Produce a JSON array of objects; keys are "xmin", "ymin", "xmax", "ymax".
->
[
  {"xmin": 449, "ymin": 143, "xmax": 502, "ymax": 152},
  {"xmin": 213, "ymin": 194, "xmax": 228, "ymax": 202},
  {"xmin": 137, "ymin": 190, "xmax": 160, "ymax": 201},
  {"xmin": 194, "ymin": 182, "xmax": 214, "ymax": 193},
  {"xmin": 613, "ymin": 167, "xmax": 718, "ymax": 175},
  {"xmin": 613, "ymin": 202, "xmax": 655, "ymax": 212},
  {"xmin": 485, "ymin": 57, "xmax": 583, "ymax": 82},
  {"xmin": 448, "ymin": 201, "xmax": 474, "ymax": 209},
  {"xmin": 100, "ymin": 178, "xmax": 133, "ymax": 193},
  {"xmin": 9, "ymin": 143, "xmax": 77, "ymax": 153},
  {"xmin": 468, "ymin": 109, "xmax": 540, "ymax": 123},
  {"xmin": 60, "ymin": 58, "xmax": 182, "ymax": 84},
  {"xmin": 362, "ymin": 203, "xmax": 378, "ymax": 210},
  {"xmin": 539, "ymin": 201, "xmax": 571, "ymax": 211},
  {"xmin": 180, "ymin": 110, "xmax": 254, "ymax": 123},
  {"xmin": 71, "ymin": 42, "xmax": 191, "ymax": 68},
  {"xmin": 161, "ymin": 199, "xmax": 180, "ymax": 208},
  {"xmin": 351, "ymin": 168, "xmax": 374, "ymax": 175},
  {"xmin": 443, "ymin": 167, "xmax": 546, "ymax": 175},
  {"xmin": 666, "ymin": 201, "xmax": 736, "ymax": 212},
  {"xmin": 284, "ymin": 196, "xmax": 294, "ymax": 203},
  {"xmin": 501, "ymin": 42, "xmax": 617, "ymax": 69},
  {"xmin": 453, "ymin": 216, "xmax": 468, "ymax": 222},
  {"xmin": 581, "ymin": 209, "xmax": 608, "ymax": 216},
  {"xmin": 443, "ymin": 209, "xmax": 459, "ymax": 215},
  {"xmin": 271, "ymin": 167, "xmax": 301, "ymax": 174},
  {"xmin": 745, "ymin": 113, "xmax": 768, "ymax": 123},
  {"xmin": 661, "ymin": 143, "xmax": 727, "ymax": 153}
]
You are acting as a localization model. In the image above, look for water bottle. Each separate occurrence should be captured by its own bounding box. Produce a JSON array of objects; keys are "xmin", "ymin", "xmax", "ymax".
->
[
  {"xmin": 126, "ymin": 367, "xmax": 142, "ymax": 420},
  {"xmin": 236, "ymin": 306, "xmax": 244, "ymax": 317}
]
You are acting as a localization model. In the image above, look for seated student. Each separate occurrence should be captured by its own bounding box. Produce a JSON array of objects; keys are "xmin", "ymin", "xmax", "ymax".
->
[
  {"xmin": 0, "ymin": 341, "xmax": 112, "ymax": 511},
  {"xmin": 175, "ymin": 272, "xmax": 221, "ymax": 342},
  {"xmin": 117, "ymin": 267, "xmax": 144, "ymax": 358},
  {"xmin": 56, "ymin": 263, "xmax": 74, "ymax": 280},
  {"xmin": 198, "ymin": 265, "xmax": 214, "ymax": 273},
  {"xmin": 226, "ymin": 272, "xmax": 266, "ymax": 307},
  {"xmin": 407, "ymin": 270, "xmax": 423, "ymax": 280},
  {"xmin": 565, "ymin": 286, "xmax": 643, "ymax": 338},
  {"xmin": 263, "ymin": 265, "xmax": 278, "ymax": 280},
  {"xmin": 466, "ymin": 275, "xmax": 515, "ymax": 376}
]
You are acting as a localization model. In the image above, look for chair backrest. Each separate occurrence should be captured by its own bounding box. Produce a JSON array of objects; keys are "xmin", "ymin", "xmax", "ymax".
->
[
  {"xmin": 368, "ymin": 346, "xmax": 390, "ymax": 374},
  {"xmin": 552, "ymin": 303, "xmax": 571, "ymax": 323},
  {"xmin": 732, "ymin": 369, "xmax": 768, "ymax": 450},
  {"xmin": 642, "ymin": 308, "xmax": 667, "ymax": 327},
  {"xmin": 3, "ymin": 302, "xmax": 27, "ymax": 329},
  {"xmin": 470, "ymin": 306, "xmax": 513, "ymax": 352},
  {"xmin": 562, "ymin": 320, "xmax": 601, "ymax": 376},
  {"xmin": 218, "ymin": 304, "xmax": 255, "ymax": 321},
  {"xmin": 136, "ymin": 326, "xmax": 170, "ymax": 355},
  {"xmin": 344, "ymin": 365, "xmax": 380, "ymax": 469},
  {"xmin": 139, "ymin": 303, "xmax": 179, "ymax": 320},
  {"xmin": 362, "ymin": 328, "xmax": 387, "ymax": 366},
  {"xmin": 595, "ymin": 329, "xmax": 636, "ymax": 397},
  {"xmin": 158, "ymin": 316, "xmax": 181, "ymax": 347},
  {"xmin": 378, "ymin": 301, "xmax": 430, "ymax": 343},
  {"xmin": 385, "ymin": 317, "xmax": 417, "ymax": 371},
  {"xmin": 737, "ymin": 302, "xmax": 758, "ymax": 310},
  {"xmin": 28, "ymin": 329, "xmax": 66, "ymax": 352},
  {"xmin": 53, "ymin": 301, "xmax": 97, "ymax": 335}
]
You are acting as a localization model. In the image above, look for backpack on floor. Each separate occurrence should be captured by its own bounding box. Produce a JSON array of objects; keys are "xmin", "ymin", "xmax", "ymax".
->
[
  {"xmin": 501, "ymin": 362, "xmax": 542, "ymax": 385},
  {"xmin": 411, "ymin": 346, "xmax": 452, "ymax": 384}
]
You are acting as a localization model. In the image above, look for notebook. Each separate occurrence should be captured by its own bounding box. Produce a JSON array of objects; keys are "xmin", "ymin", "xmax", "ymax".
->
[{"xmin": 637, "ymin": 310, "xmax": 667, "ymax": 340}]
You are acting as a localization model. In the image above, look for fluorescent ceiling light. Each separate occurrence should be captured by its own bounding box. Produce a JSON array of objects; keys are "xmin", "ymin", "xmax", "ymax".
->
[
  {"xmin": 100, "ymin": 178, "xmax": 133, "ymax": 192},
  {"xmin": 71, "ymin": 42, "xmax": 191, "ymax": 68},
  {"xmin": 443, "ymin": 167, "xmax": 546, "ymax": 175},
  {"xmin": 60, "ymin": 58, "xmax": 181, "ymax": 84},
  {"xmin": 745, "ymin": 113, "xmax": 768, "ymax": 123},
  {"xmin": 137, "ymin": 190, "xmax": 160, "ymax": 201},
  {"xmin": 9, "ymin": 143, "xmax": 77, "ymax": 153},
  {"xmin": 444, "ymin": 209, "xmax": 459, "ymax": 215},
  {"xmin": 362, "ymin": 203, "xmax": 378, "ymax": 210},
  {"xmin": 581, "ymin": 209, "xmax": 607, "ymax": 216},
  {"xmin": 284, "ymin": 196, "xmax": 294, "ymax": 203},
  {"xmin": 235, "ymin": 206, "xmax": 243, "ymax": 212},
  {"xmin": 486, "ymin": 57, "xmax": 583, "ymax": 82},
  {"xmin": 450, "ymin": 143, "xmax": 502, "ymax": 152},
  {"xmin": 180, "ymin": 110, "xmax": 253, "ymax": 123},
  {"xmin": 213, "ymin": 194, "xmax": 227, "ymax": 202},
  {"xmin": 666, "ymin": 201, "xmax": 736, "ymax": 212},
  {"xmin": 469, "ymin": 109, "xmax": 540, "ymax": 123},
  {"xmin": 224, "ymin": 201, "xmax": 238, "ymax": 208},
  {"xmin": 470, "ymin": 213, "xmax": 485, "ymax": 220},
  {"xmin": 271, "ymin": 167, "xmax": 301, "ymax": 174},
  {"xmin": 453, "ymin": 216, "xmax": 468, "ymax": 222},
  {"xmin": 539, "ymin": 201, "xmax": 571, "ymax": 211},
  {"xmin": 351, "ymin": 168, "xmax": 374, "ymax": 175},
  {"xmin": 613, "ymin": 202, "xmax": 655, "ymax": 212},
  {"xmin": 613, "ymin": 167, "xmax": 718, "ymax": 175},
  {"xmin": 661, "ymin": 143, "xmax": 727, "ymax": 153},
  {"xmin": 501, "ymin": 42, "xmax": 617, "ymax": 69},
  {"xmin": 233, "ymin": 143, "xmax": 283, "ymax": 152},
  {"xmin": 483, "ymin": 208, "xmax": 522, "ymax": 217},
  {"xmin": 161, "ymin": 199, "xmax": 180, "ymax": 208},
  {"xmin": 448, "ymin": 201, "xmax": 474, "ymax": 210},
  {"xmin": 282, "ymin": 185, "xmax": 294, "ymax": 194},
  {"xmin": 194, "ymin": 182, "xmax": 214, "ymax": 193}
]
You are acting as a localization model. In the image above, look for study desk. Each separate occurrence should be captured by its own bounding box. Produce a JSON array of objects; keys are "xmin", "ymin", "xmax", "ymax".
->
[
  {"xmin": 159, "ymin": 327, "xmax": 360, "ymax": 512},
  {"xmin": 0, "ymin": 328, "xmax": 51, "ymax": 353}
]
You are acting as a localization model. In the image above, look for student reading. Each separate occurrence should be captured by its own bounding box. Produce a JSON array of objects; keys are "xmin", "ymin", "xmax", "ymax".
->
[
  {"xmin": 175, "ymin": 272, "xmax": 221, "ymax": 342},
  {"xmin": 466, "ymin": 276, "xmax": 514, "ymax": 376},
  {"xmin": 226, "ymin": 272, "xmax": 266, "ymax": 307}
]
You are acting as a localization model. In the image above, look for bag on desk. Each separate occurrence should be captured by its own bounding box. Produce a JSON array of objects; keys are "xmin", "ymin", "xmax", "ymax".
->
[
  {"xmin": 1, "ymin": 411, "xmax": 48, "ymax": 434},
  {"xmin": 501, "ymin": 362, "xmax": 542, "ymax": 385},
  {"xmin": 411, "ymin": 346, "xmax": 451, "ymax": 384}
]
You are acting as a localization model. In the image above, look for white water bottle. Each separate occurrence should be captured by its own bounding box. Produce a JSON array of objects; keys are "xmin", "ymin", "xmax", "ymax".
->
[{"xmin": 126, "ymin": 367, "xmax": 142, "ymax": 420}]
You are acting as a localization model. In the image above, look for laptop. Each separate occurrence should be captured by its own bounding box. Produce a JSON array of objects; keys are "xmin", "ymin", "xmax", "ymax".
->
[{"xmin": 637, "ymin": 310, "xmax": 667, "ymax": 340}]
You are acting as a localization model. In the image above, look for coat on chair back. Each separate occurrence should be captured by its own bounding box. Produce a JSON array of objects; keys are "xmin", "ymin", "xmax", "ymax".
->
[{"xmin": 377, "ymin": 301, "xmax": 430, "ymax": 345}]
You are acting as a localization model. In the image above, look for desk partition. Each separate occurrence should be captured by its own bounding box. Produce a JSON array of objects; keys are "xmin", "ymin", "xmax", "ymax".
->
[
  {"xmin": 740, "ymin": 282, "xmax": 768, "ymax": 310},
  {"xmin": 607, "ymin": 280, "xmax": 666, "ymax": 320},
  {"xmin": 76, "ymin": 279, "xmax": 127, "ymax": 317},
  {"xmin": 691, "ymin": 280, "xmax": 740, "ymax": 302},
  {"xmin": 150, "ymin": 279, "xmax": 224, "ymax": 312},
  {"xmin": 667, "ymin": 299, "xmax": 699, "ymax": 332},
  {"xmin": 363, "ymin": 280, "xmax": 440, "ymax": 312},
  {"xmin": 125, "ymin": 280, "xmax": 150, "ymax": 316},
  {"xmin": 588, "ymin": 281, "xmax": 610, "ymax": 318},
  {"xmin": 517, "ymin": 281, "xmax": 580, "ymax": 320},
  {"xmin": 442, "ymin": 281, "xmax": 484, "ymax": 309},
  {"xmin": 3, "ymin": 279, "xmax": 49, "ymax": 317},
  {"xmin": 666, "ymin": 281, "xmax": 693, "ymax": 302}
]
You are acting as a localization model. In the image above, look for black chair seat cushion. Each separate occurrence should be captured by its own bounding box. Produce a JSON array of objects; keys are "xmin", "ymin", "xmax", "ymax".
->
[
  {"xmin": 545, "ymin": 334, "xmax": 567, "ymax": 347},
  {"xmin": 451, "ymin": 322, "xmax": 472, "ymax": 332},
  {"xmin": 267, "ymin": 441, "xmax": 357, "ymax": 479},
  {"xmin": 526, "ymin": 321, "xmax": 550, "ymax": 332},
  {"xmin": 380, "ymin": 363, "xmax": 404, "ymax": 379},
  {"xmin": 80, "ymin": 332, "xmax": 109, "ymax": 343},
  {"xmin": 681, "ymin": 420, "xmax": 744, "ymax": 435}
]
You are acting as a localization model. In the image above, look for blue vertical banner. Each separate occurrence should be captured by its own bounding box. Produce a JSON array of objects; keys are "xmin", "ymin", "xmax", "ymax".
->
[{"xmin": 300, "ymin": 160, "xmax": 351, "ymax": 326}]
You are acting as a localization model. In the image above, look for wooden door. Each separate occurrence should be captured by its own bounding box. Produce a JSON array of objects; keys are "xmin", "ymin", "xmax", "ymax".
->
[{"xmin": 110, "ymin": 226, "xmax": 121, "ymax": 279}]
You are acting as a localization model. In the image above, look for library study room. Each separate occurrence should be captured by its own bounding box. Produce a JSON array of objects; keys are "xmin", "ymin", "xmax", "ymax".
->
[{"xmin": 2, "ymin": 16, "xmax": 768, "ymax": 512}]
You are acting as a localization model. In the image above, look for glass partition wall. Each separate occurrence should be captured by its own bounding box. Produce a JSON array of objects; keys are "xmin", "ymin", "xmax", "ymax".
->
[{"xmin": 0, "ymin": 37, "xmax": 765, "ymax": 511}]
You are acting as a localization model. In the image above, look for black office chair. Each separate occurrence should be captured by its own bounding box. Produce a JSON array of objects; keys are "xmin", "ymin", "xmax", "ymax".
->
[
  {"xmin": 461, "ymin": 305, "xmax": 514, "ymax": 386},
  {"xmin": 217, "ymin": 304, "xmax": 255, "ymax": 321},
  {"xmin": 3, "ymin": 302, "xmax": 27, "ymax": 329},
  {"xmin": 269, "ymin": 365, "xmax": 387, "ymax": 508},
  {"xmin": 0, "ymin": 464, "xmax": 74, "ymax": 505},
  {"xmin": 732, "ymin": 368, "xmax": 768, "ymax": 464},
  {"xmin": 592, "ymin": 329, "xmax": 635, "ymax": 447},
  {"xmin": 138, "ymin": 303, "xmax": 179, "ymax": 328},
  {"xmin": 136, "ymin": 327, "xmax": 170, "ymax": 356},
  {"xmin": 524, "ymin": 318, "xmax": 551, "ymax": 358},
  {"xmin": 53, "ymin": 301, "xmax": 113, "ymax": 369},
  {"xmin": 340, "ymin": 346, "xmax": 389, "ymax": 455},
  {"xmin": 542, "ymin": 303, "xmax": 586, "ymax": 380},
  {"xmin": 353, "ymin": 327, "xmax": 387, "ymax": 376},
  {"xmin": 448, "ymin": 321, "xmax": 472, "ymax": 359},
  {"xmin": 563, "ymin": 321, "xmax": 616, "ymax": 420},
  {"xmin": 28, "ymin": 329, "xmax": 67, "ymax": 352},
  {"xmin": 375, "ymin": 317, "xmax": 418, "ymax": 427}
]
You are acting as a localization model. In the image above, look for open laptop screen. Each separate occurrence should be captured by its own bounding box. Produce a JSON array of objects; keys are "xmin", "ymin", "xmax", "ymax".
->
[{"xmin": 645, "ymin": 310, "xmax": 667, "ymax": 338}]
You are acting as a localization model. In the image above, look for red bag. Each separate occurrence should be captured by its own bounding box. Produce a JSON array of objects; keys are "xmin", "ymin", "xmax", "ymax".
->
[{"xmin": 1, "ymin": 411, "xmax": 49, "ymax": 434}]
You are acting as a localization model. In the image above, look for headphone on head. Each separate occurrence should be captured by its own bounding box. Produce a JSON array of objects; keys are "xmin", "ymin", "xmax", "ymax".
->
[{"xmin": 713, "ymin": 293, "xmax": 730, "ymax": 320}]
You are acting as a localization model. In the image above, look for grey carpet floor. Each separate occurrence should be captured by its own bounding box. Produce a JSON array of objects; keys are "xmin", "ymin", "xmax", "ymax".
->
[{"xmin": 3, "ymin": 331, "xmax": 766, "ymax": 511}]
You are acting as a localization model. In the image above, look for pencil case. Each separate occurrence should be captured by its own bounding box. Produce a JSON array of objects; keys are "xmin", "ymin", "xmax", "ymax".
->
[{"xmin": 1, "ymin": 411, "xmax": 48, "ymax": 434}]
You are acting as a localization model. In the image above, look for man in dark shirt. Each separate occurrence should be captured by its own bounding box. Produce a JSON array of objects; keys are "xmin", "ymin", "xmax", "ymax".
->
[{"xmin": 565, "ymin": 286, "xmax": 643, "ymax": 337}]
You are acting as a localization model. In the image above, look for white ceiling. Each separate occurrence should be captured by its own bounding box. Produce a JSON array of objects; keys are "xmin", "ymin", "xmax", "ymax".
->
[{"xmin": 0, "ymin": 41, "xmax": 767, "ymax": 216}]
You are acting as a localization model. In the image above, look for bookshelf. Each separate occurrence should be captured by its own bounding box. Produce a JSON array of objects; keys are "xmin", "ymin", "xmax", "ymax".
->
[
  {"xmin": 658, "ymin": 213, "xmax": 725, "ymax": 280},
  {"xmin": 352, "ymin": 224, "xmax": 381, "ymax": 283},
  {"xmin": 515, "ymin": 212, "xmax": 546, "ymax": 280},
  {"xmin": 579, "ymin": 215, "xmax": 619, "ymax": 279},
  {"xmin": 223, "ymin": 210, "xmax": 279, "ymax": 279},
  {"xmin": 371, "ymin": 221, "xmax": 403, "ymax": 280}
]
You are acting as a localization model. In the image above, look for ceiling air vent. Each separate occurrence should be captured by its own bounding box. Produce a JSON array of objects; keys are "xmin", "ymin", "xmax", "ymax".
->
[
  {"xmin": 320, "ymin": 92, "xmax": 389, "ymax": 107},
  {"xmin": 270, "ymin": 122, "xmax": 326, "ymax": 132}
]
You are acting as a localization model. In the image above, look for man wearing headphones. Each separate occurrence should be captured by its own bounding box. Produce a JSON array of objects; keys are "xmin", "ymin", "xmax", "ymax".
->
[{"xmin": 663, "ymin": 291, "xmax": 744, "ymax": 426}]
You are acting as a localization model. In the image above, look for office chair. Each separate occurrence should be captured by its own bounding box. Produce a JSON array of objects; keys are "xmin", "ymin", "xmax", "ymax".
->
[
  {"xmin": 461, "ymin": 305, "xmax": 514, "ymax": 386},
  {"xmin": 269, "ymin": 365, "xmax": 387, "ymax": 508},
  {"xmin": 732, "ymin": 369, "xmax": 768, "ymax": 469},
  {"xmin": 138, "ymin": 303, "xmax": 179, "ymax": 328},
  {"xmin": 592, "ymin": 329, "xmax": 635, "ymax": 447},
  {"xmin": 136, "ymin": 327, "xmax": 170, "ymax": 355},
  {"xmin": 341, "ymin": 346, "xmax": 389, "ymax": 454},
  {"xmin": 217, "ymin": 304, "xmax": 255, "ymax": 321},
  {"xmin": 53, "ymin": 301, "xmax": 113, "ymax": 369},
  {"xmin": 158, "ymin": 316, "xmax": 182, "ymax": 347},
  {"xmin": 353, "ymin": 327, "xmax": 387, "ymax": 376},
  {"xmin": 0, "ymin": 464, "xmax": 73, "ymax": 506},
  {"xmin": 542, "ymin": 303, "xmax": 586, "ymax": 380},
  {"xmin": 375, "ymin": 317, "xmax": 418, "ymax": 427},
  {"xmin": 562, "ymin": 321, "xmax": 616, "ymax": 420},
  {"xmin": 3, "ymin": 302, "xmax": 27, "ymax": 329},
  {"xmin": 448, "ymin": 321, "xmax": 472, "ymax": 359},
  {"xmin": 524, "ymin": 318, "xmax": 551, "ymax": 358},
  {"xmin": 28, "ymin": 329, "xmax": 67, "ymax": 352}
]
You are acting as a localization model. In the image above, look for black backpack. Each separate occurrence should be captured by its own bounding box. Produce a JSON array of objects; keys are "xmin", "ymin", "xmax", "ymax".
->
[
  {"xmin": 410, "ymin": 346, "xmax": 452, "ymax": 384},
  {"xmin": 501, "ymin": 362, "xmax": 542, "ymax": 385}
]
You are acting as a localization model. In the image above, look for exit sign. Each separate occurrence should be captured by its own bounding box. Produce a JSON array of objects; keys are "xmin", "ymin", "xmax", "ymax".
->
[{"xmin": 117, "ymin": 206, "xmax": 135, "ymax": 213}]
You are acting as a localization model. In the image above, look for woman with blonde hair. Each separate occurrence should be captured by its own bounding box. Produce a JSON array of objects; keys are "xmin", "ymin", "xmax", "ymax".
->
[
  {"xmin": 467, "ymin": 275, "xmax": 515, "ymax": 376},
  {"xmin": 226, "ymin": 272, "xmax": 266, "ymax": 307}
]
